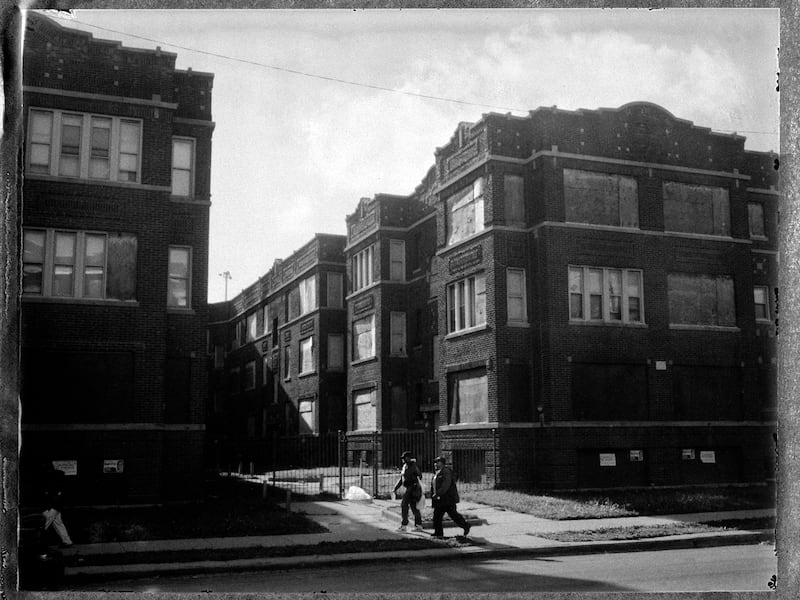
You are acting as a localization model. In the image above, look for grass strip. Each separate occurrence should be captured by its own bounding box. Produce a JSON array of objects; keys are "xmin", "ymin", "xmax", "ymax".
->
[{"xmin": 460, "ymin": 486, "xmax": 774, "ymax": 520}]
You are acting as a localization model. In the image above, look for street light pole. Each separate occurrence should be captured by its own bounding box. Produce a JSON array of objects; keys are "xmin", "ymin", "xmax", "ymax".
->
[{"xmin": 219, "ymin": 270, "xmax": 232, "ymax": 302}]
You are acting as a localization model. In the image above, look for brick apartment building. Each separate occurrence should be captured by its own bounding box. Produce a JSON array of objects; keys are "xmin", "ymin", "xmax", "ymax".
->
[
  {"xmin": 20, "ymin": 13, "xmax": 214, "ymax": 504},
  {"xmin": 212, "ymin": 101, "xmax": 777, "ymax": 490},
  {"xmin": 207, "ymin": 234, "xmax": 348, "ymax": 468}
]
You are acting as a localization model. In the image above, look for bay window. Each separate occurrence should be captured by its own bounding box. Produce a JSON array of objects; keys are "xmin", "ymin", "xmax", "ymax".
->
[
  {"xmin": 27, "ymin": 109, "xmax": 142, "ymax": 183},
  {"xmin": 448, "ymin": 368, "xmax": 488, "ymax": 424},
  {"xmin": 352, "ymin": 245, "xmax": 374, "ymax": 291},
  {"xmin": 447, "ymin": 273, "xmax": 486, "ymax": 333},
  {"xmin": 171, "ymin": 137, "xmax": 195, "ymax": 196},
  {"xmin": 299, "ymin": 336, "xmax": 314, "ymax": 374},
  {"xmin": 446, "ymin": 177, "xmax": 485, "ymax": 245},
  {"xmin": 22, "ymin": 228, "xmax": 136, "ymax": 301},
  {"xmin": 352, "ymin": 314, "xmax": 376, "ymax": 361},
  {"xmin": 506, "ymin": 268, "xmax": 527, "ymax": 322},
  {"xmin": 569, "ymin": 266, "xmax": 643, "ymax": 324},
  {"xmin": 663, "ymin": 182, "xmax": 730, "ymax": 236}
]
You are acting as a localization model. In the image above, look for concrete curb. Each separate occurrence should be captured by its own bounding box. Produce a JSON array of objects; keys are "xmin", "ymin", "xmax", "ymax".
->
[{"xmin": 64, "ymin": 530, "xmax": 773, "ymax": 581}]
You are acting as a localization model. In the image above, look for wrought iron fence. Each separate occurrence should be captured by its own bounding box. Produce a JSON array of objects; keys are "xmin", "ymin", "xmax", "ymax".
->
[{"xmin": 223, "ymin": 428, "xmax": 499, "ymax": 498}]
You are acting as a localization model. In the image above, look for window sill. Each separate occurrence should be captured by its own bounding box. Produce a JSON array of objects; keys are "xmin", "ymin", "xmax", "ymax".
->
[
  {"xmin": 445, "ymin": 323, "xmax": 489, "ymax": 340},
  {"xmin": 351, "ymin": 356, "xmax": 378, "ymax": 367},
  {"xmin": 22, "ymin": 296, "xmax": 140, "ymax": 307},
  {"xmin": 506, "ymin": 321, "xmax": 530, "ymax": 328},
  {"xmin": 755, "ymin": 318, "xmax": 773, "ymax": 324},
  {"xmin": 669, "ymin": 324, "xmax": 740, "ymax": 332},
  {"xmin": 389, "ymin": 353, "xmax": 408, "ymax": 358},
  {"xmin": 750, "ymin": 235, "xmax": 769, "ymax": 242},
  {"xmin": 568, "ymin": 320, "xmax": 647, "ymax": 328},
  {"xmin": 299, "ymin": 370, "xmax": 318, "ymax": 379},
  {"xmin": 442, "ymin": 228, "xmax": 490, "ymax": 254},
  {"xmin": 167, "ymin": 307, "xmax": 196, "ymax": 315}
]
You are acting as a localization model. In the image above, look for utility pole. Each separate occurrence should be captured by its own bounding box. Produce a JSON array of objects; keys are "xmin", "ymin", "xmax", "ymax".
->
[{"xmin": 219, "ymin": 271, "xmax": 232, "ymax": 302}]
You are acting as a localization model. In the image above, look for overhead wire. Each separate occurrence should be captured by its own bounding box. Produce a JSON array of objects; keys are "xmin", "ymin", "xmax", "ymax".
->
[{"xmin": 48, "ymin": 13, "xmax": 779, "ymax": 138}]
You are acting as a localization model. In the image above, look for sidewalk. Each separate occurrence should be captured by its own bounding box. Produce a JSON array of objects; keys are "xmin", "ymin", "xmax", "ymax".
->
[{"xmin": 61, "ymin": 498, "xmax": 775, "ymax": 579}]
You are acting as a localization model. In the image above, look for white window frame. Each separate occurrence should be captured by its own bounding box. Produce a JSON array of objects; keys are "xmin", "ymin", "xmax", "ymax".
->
[
  {"xmin": 327, "ymin": 272, "xmax": 344, "ymax": 308},
  {"xmin": 26, "ymin": 108, "xmax": 142, "ymax": 183},
  {"xmin": 244, "ymin": 360, "xmax": 256, "ymax": 391},
  {"xmin": 171, "ymin": 137, "xmax": 196, "ymax": 197},
  {"xmin": 754, "ymin": 286, "xmax": 770, "ymax": 321},
  {"xmin": 352, "ymin": 245, "xmax": 374, "ymax": 291},
  {"xmin": 299, "ymin": 274, "xmax": 317, "ymax": 315},
  {"xmin": 390, "ymin": 311, "xmax": 407, "ymax": 356},
  {"xmin": 506, "ymin": 268, "xmax": 528, "ymax": 323},
  {"xmin": 352, "ymin": 314, "xmax": 376, "ymax": 361},
  {"xmin": 299, "ymin": 336, "xmax": 315, "ymax": 375},
  {"xmin": 446, "ymin": 273, "xmax": 487, "ymax": 334},
  {"xmin": 22, "ymin": 228, "xmax": 110, "ymax": 300},
  {"xmin": 262, "ymin": 304, "xmax": 271, "ymax": 336},
  {"xmin": 569, "ymin": 266, "xmax": 644, "ymax": 324},
  {"xmin": 389, "ymin": 239, "xmax": 406, "ymax": 282},
  {"xmin": 447, "ymin": 177, "xmax": 485, "ymax": 246},
  {"xmin": 327, "ymin": 333, "xmax": 344, "ymax": 371},
  {"xmin": 167, "ymin": 246, "xmax": 192, "ymax": 308}
]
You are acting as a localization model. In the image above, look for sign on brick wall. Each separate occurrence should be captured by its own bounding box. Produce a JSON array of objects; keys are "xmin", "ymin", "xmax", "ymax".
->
[{"xmin": 448, "ymin": 246, "xmax": 482, "ymax": 274}]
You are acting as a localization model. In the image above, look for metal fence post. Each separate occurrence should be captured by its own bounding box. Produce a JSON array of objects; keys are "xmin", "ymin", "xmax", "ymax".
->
[
  {"xmin": 492, "ymin": 427, "xmax": 498, "ymax": 488},
  {"xmin": 338, "ymin": 430, "xmax": 344, "ymax": 499},
  {"xmin": 372, "ymin": 430, "xmax": 379, "ymax": 498}
]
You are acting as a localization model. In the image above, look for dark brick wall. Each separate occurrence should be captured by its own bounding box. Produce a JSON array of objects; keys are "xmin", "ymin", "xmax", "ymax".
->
[{"xmin": 20, "ymin": 14, "xmax": 213, "ymax": 504}]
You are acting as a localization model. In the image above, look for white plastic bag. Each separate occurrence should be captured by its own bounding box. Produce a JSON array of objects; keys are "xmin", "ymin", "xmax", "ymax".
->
[
  {"xmin": 415, "ymin": 491, "xmax": 425, "ymax": 512},
  {"xmin": 344, "ymin": 485, "xmax": 372, "ymax": 501}
]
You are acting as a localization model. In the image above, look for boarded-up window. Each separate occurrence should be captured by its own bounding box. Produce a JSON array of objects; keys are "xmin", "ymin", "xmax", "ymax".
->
[
  {"xmin": 748, "ymin": 202, "xmax": 766, "ymax": 238},
  {"xmin": 22, "ymin": 350, "xmax": 134, "ymax": 424},
  {"xmin": 299, "ymin": 398, "xmax": 315, "ymax": 434},
  {"xmin": 448, "ymin": 368, "xmax": 488, "ymax": 424},
  {"xmin": 352, "ymin": 314, "xmax": 375, "ymax": 361},
  {"xmin": 564, "ymin": 169, "xmax": 638, "ymax": 228},
  {"xmin": 327, "ymin": 334, "xmax": 344, "ymax": 370},
  {"xmin": 447, "ymin": 177, "xmax": 485, "ymax": 245},
  {"xmin": 105, "ymin": 232, "xmax": 137, "ymax": 300},
  {"xmin": 288, "ymin": 286, "xmax": 301, "ymax": 321},
  {"xmin": 571, "ymin": 363, "xmax": 649, "ymax": 420},
  {"xmin": 672, "ymin": 366, "xmax": 742, "ymax": 420},
  {"xmin": 508, "ymin": 363, "xmax": 532, "ymax": 421},
  {"xmin": 663, "ymin": 182, "xmax": 730, "ymax": 236},
  {"xmin": 391, "ymin": 385, "xmax": 407, "ymax": 429},
  {"xmin": 668, "ymin": 273, "xmax": 736, "ymax": 326},
  {"xmin": 353, "ymin": 389, "xmax": 376, "ymax": 430},
  {"xmin": 504, "ymin": 174, "xmax": 525, "ymax": 225},
  {"xmin": 165, "ymin": 357, "xmax": 191, "ymax": 423}
]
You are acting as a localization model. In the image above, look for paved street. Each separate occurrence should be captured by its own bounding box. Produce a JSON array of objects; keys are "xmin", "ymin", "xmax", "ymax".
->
[{"xmin": 71, "ymin": 543, "xmax": 776, "ymax": 593}]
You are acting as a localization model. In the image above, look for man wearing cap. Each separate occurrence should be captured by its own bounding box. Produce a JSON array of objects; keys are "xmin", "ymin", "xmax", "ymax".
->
[
  {"xmin": 431, "ymin": 456, "xmax": 470, "ymax": 538},
  {"xmin": 392, "ymin": 451, "xmax": 423, "ymax": 531}
]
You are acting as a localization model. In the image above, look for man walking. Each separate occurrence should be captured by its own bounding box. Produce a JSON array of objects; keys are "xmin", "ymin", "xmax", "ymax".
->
[
  {"xmin": 430, "ymin": 456, "xmax": 470, "ymax": 538},
  {"xmin": 392, "ymin": 451, "xmax": 423, "ymax": 532}
]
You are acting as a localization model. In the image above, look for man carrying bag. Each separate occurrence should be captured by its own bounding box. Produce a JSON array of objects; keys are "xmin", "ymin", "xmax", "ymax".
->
[{"xmin": 393, "ymin": 451, "xmax": 423, "ymax": 532}]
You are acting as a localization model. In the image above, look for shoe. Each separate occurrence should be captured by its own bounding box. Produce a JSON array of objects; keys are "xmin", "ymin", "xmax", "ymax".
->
[
  {"xmin": 431, "ymin": 533, "xmax": 444, "ymax": 539},
  {"xmin": 463, "ymin": 523, "xmax": 471, "ymax": 537},
  {"xmin": 396, "ymin": 525, "xmax": 407, "ymax": 532},
  {"xmin": 413, "ymin": 525, "xmax": 424, "ymax": 532}
]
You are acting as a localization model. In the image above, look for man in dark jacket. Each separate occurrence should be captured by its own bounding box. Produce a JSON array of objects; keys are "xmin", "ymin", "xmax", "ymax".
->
[
  {"xmin": 392, "ymin": 451, "xmax": 423, "ymax": 531},
  {"xmin": 430, "ymin": 456, "xmax": 470, "ymax": 538}
]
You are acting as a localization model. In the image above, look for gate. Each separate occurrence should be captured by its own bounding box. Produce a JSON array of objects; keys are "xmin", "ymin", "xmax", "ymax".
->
[{"xmin": 223, "ymin": 428, "xmax": 498, "ymax": 498}]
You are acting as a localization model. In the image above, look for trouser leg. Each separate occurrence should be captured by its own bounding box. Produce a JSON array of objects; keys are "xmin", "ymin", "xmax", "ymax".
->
[
  {"xmin": 445, "ymin": 505, "xmax": 468, "ymax": 529},
  {"xmin": 43, "ymin": 509, "xmax": 72, "ymax": 545},
  {"xmin": 411, "ymin": 504, "xmax": 422, "ymax": 527},
  {"xmin": 432, "ymin": 505, "xmax": 445, "ymax": 536},
  {"xmin": 400, "ymin": 495, "xmax": 410, "ymax": 525}
]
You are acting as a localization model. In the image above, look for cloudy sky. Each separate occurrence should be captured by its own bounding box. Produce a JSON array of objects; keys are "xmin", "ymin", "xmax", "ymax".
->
[{"xmin": 39, "ymin": 8, "xmax": 780, "ymax": 303}]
